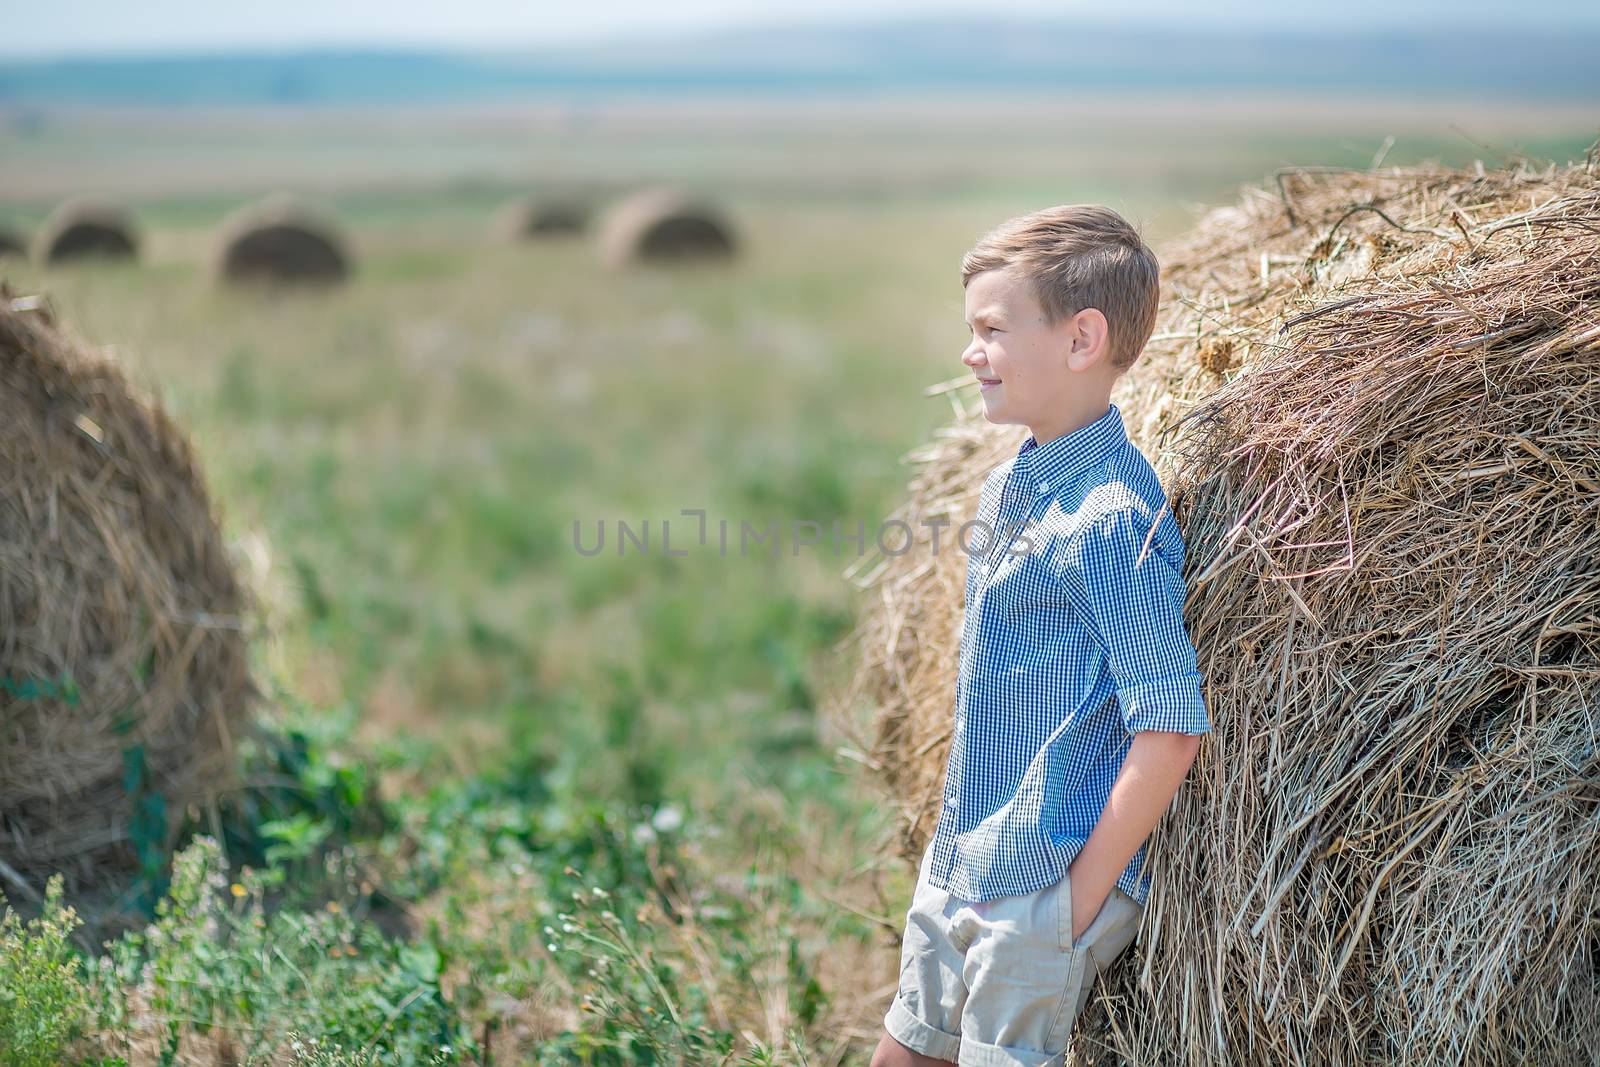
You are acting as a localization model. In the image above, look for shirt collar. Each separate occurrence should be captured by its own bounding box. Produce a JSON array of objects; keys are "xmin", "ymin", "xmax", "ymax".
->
[{"xmin": 1015, "ymin": 402, "xmax": 1126, "ymax": 496}]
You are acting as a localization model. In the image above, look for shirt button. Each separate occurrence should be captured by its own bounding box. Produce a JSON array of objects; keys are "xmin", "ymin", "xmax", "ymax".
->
[{"xmin": 1037, "ymin": 480, "xmax": 1050, "ymax": 493}]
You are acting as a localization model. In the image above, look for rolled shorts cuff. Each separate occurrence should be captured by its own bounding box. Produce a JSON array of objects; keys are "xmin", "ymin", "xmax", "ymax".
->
[
  {"xmin": 954, "ymin": 1033, "xmax": 1065, "ymax": 1067},
  {"xmin": 885, "ymin": 990, "xmax": 962, "ymax": 1062}
]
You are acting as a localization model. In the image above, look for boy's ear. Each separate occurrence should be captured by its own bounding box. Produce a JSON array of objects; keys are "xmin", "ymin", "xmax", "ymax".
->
[{"xmin": 1066, "ymin": 308, "xmax": 1110, "ymax": 370}]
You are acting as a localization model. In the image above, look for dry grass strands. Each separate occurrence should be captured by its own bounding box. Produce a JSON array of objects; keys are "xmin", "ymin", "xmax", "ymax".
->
[
  {"xmin": 597, "ymin": 187, "xmax": 737, "ymax": 266},
  {"xmin": 0, "ymin": 285, "xmax": 256, "ymax": 896},
  {"xmin": 832, "ymin": 152, "xmax": 1600, "ymax": 1066},
  {"xmin": 210, "ymin": 195, "xmax": 350, "ymax": 288},
  {"xmin": 497, "ymin": 194, "xmax": 593, "ymax": 240},
  {"xmin": 32, "ymin": 197, "xmax": 140, "ymax": 265}
]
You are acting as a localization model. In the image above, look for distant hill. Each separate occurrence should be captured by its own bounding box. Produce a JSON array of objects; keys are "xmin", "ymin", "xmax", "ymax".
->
[{"xmin": 2, "ymin": 18, "xmax": 1598, "ymax": 107}]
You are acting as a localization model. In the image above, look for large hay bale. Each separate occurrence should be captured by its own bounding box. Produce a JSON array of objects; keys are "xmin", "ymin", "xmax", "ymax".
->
[
  {"xmin": 597, "ymin": 188, "xmax": 737, "ymax": 266},
  {"xmin": 31, "ymin": 197, "xmax": 140, "ymax": 265},
  {"xmin": 210, "ymin": 195, "xmax": 350, "ymax": 287},
  {"xmin": 0, "ymin": 286, "xmax": 256, "ymax": 895},
  {"xmin": 834, "ymin": 153, "xmax": 1600, "ymax": 1065},
  {"xmin": 497, "ymin": 194, "xmax": 592, "ymax": 241}
]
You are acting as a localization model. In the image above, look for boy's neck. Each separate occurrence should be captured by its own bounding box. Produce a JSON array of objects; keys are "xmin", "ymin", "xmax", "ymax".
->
[{"xmin": 1027, "ymin": 391, "xmax": 1115, "ymax": 448}]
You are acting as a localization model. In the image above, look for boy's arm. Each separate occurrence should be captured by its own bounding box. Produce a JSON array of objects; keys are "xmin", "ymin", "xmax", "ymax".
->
[
  {"xmin": 1059, "ymin": 502, "xmax": 1212, "ymax": 941},
  {"xmin": 1067, "ymin": 730, "xmax": 1201, "ymax": 943}
]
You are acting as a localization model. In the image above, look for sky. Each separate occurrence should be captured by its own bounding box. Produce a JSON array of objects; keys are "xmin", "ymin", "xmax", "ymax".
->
[{"xmin": 4, "ymin": 0, "xmax": 1599, "ymax": 59}]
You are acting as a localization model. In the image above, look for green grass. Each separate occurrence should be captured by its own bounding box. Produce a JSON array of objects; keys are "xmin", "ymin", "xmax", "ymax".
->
[
  {"xmin": 3, "ymin": 182, "xmax": 968, "ymax": 1063},
  {"xmin": 3, "ymin": 193, "xmax": 976, "ymax": 768}
]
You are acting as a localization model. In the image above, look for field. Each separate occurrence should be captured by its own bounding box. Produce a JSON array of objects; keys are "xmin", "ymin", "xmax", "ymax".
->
[{"xmin": 1, "ymin": 95, "xmax": 1596, "ymax": 1064}]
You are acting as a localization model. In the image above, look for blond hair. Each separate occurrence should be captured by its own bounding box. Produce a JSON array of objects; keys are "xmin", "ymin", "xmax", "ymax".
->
[{"xmin": 961, "ymin": 204, "xmax": 1160, "ymax": 372}]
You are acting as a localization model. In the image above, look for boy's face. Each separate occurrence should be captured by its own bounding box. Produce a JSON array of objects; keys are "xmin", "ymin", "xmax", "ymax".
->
[{"xmin": 962, "ymin": 266, "xmax": 1109, "ymax": 438}]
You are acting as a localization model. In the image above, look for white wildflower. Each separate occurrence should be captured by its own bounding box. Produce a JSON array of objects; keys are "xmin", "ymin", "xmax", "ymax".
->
[{"xmin": 651, "ymin": 804, "xmax": 684, "ymax": 833}]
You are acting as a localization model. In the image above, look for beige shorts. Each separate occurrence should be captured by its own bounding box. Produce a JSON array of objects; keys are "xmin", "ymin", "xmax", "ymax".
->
[{"xmin": 883, "ymin": 842, "xmax": 1143, "ymax": 1067}]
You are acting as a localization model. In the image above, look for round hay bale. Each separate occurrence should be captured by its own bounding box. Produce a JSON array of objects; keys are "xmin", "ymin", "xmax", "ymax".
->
[
  {"xmin": 597, "ymin": 188, "xmax": 737, "ymax": 266},
  {"xmin": 833, "ymin": 154, "xmax": 1600, "ymax": 1065},
  {"xmin": 0, "ymin": 228, "xmax": 26, "ymax": 260},
  {"xmin": 496, "ymin": 194, "xmax": 592, "ymax": 241},
  {"xmin": 0, "ymin": 284, "xmax": 256, "ymax": 895},
  {"xmin": 210, "ymin": 195, "xmax": 350, "ymax": 287},
  {"xmin": 31, "ymin": 197, "xmax": 139, "ymax": 265}
]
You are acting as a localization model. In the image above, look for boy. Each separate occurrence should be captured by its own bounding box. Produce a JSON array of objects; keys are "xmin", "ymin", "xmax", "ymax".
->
[{"xmin": 872, "ymin": 205, "xmax": 1212, "ymax": 1067}]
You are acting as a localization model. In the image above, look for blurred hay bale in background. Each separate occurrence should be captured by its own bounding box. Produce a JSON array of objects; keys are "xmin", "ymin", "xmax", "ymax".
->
[
  {"xmin": 497, "ymin": 194, "xmax": 592, "ymax": 241},
  {"xmin": 32, "ymin": 197, "xmax": 140, "ymax": 265},
  {"xmin": 0, "ymin": 285, "xmax": 257, "ymax": 897},
  {"xmin": 210, "ymin": 194, "xmax": 350, "ymax": 288},
  {"xmin": 833, "ymin": 152, "xmax": 1600, "ymax": 1064},
  {"xmin": 598, "ymin": 187, "xmax": 737, "ymax": 266}
]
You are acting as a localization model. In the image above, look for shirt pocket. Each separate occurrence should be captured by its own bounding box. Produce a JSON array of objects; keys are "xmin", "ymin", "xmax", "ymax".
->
[
  {"xmin": 991, "ymin": 549, "xmax": 1073, "ymax": 630},
  {"xmin": 990, "ymin": 559, "xmax": 1088, "ymax": 718}
]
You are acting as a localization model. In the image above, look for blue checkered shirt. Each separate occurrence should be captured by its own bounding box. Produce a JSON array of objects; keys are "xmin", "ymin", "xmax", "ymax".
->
[{"xmin": 925, "ymin": 401, "xmax": 1211, "ymax": 905}]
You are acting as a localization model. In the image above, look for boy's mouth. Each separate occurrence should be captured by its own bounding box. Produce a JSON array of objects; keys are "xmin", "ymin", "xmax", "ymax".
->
[{"xmin": 977, "ymin": 376, "xmax": 1001, "ymax": 391}]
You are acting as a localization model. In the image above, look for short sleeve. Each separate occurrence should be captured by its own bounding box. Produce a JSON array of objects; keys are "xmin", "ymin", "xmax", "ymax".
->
[{"xmin": 1068, "ymin": 504, "xmax": 1212, "ymax": 736}]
